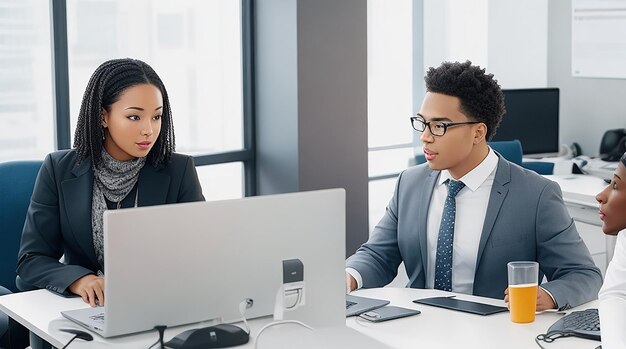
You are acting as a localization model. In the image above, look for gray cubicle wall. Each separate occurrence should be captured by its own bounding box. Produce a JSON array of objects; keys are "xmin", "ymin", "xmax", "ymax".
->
[
  {"xmin": 255, "ymin": 0, "xmax": 369, "ymax": 257},
  {"xmin": 548, "ymin": 1, "xmax": 626, "ymax": 156}
]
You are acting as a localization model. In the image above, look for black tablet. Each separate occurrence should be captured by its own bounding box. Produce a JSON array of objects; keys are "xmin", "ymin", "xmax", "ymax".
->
[{"xmin": 413, "ymin": 296, "xmax": 508, "ymax": 316}]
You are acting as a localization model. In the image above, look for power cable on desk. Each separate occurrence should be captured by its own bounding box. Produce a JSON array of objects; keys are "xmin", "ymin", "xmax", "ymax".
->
[
  {"xmin": 58, "ymin": 329, "xmax": 93, "ymax": 348},
  {"xmin": 534, "ymin": 331, "xmax": 577, "ymax": 349},
  {"xmin": 60, "ymin": 335, "xmax": 79, "ymax": 349},
  {"xmin": 148, "ymin": 325, "xmax": 168, "ymax": 349},
  {"xmin": 254, "ymin": 320, "xmax": 313, "ymax": 349}
]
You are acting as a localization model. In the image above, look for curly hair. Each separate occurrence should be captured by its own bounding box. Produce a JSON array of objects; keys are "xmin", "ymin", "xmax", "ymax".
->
[
  {"xmin": 73, "ymin": 58, "xmax": 175, "ymax": 167},
  {"xmin": 424, "ymin": 61, "xmax": 505, "ymax": 140}
]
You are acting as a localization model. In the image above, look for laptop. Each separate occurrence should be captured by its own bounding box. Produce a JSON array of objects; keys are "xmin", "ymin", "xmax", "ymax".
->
[
  {"xmin": 346, "ymin": 294, "xmax": 389, "ymax": 317},
  {"xmin": 62, "ymin": 189, "xmax": 346, "ymax": 337}
]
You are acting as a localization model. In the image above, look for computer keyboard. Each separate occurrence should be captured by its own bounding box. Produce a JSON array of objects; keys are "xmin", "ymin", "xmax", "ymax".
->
[
  {"xmin": 89, "ymin": 312, "xmax": 105, "ymax": 324},
  {"xmin": 546, "ymin": 308, "xmax": 600, "ymax": 341}
]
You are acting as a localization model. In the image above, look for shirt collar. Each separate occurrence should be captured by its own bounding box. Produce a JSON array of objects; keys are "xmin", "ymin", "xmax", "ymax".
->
[{"xmin": 437, "ymin": 147, "xmax": 499, "ymax": 191}]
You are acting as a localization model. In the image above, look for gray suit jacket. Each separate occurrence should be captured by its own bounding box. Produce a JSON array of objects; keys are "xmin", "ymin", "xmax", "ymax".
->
[
  {"xmin": 16, "ymin": 149, "xmax": 205, "ymax": 296},
  {"xmin": 346, "ymin": 155, "xmax": 602, "ymax": 310}
]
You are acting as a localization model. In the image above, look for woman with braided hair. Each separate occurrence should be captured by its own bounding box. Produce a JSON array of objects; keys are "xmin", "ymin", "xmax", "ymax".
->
[{"xmin": 17, "ymin": 58, "xmax": 205, "ymax": 307}]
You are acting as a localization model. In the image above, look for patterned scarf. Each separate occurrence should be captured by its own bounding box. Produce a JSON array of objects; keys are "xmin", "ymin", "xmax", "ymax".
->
[{"xmin": 91, "ymin": 150, "xmax": 146, "ymax": 270}]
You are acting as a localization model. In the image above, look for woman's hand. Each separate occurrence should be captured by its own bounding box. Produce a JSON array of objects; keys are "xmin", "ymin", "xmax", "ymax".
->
[{"xmin": 68, "ymin": 274, "xmax": 105, "ymax": 307}]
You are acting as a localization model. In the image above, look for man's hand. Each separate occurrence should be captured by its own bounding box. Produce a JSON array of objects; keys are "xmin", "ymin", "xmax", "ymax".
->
[
  {"xmin": 346, "ymin": 272, "xmax": 357, "ymax": 293},
  {"xmin": 504, "ymin": 286, "xmax": 556, "ymax": 312},
  {"xmin": 69, "ymin": 274, "xmax": 105, "ymax": 307}
]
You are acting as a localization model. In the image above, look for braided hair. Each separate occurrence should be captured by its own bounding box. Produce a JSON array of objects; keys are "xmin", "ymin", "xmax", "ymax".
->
[
  {"xmin": 424, "ymin": 60, "xmax": 505, "ymax": 141},
  {"xmin": 73, "ymin": 58, "xmax": 175, "ymax": 167}
]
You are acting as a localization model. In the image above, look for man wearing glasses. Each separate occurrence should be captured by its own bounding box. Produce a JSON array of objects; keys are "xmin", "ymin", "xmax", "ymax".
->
[{"xmin": 346, "ymin": 61, "xmax": 601, "ymax": 311}]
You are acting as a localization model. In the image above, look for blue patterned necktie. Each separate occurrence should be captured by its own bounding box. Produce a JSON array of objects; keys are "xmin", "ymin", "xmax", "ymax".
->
[{"xmin": 434, "ymin": 179, "xmax": 466, "ymax": 291}]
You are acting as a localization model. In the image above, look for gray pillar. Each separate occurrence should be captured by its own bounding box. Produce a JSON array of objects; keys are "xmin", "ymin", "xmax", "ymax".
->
[{"xmin": 255, "ymin": 0, "xmax": 369, "ymax": 257}]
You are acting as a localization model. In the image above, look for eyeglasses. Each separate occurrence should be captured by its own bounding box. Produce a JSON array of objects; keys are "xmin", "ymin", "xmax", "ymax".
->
[{"xmin": 410, "ymin": 114, "xmax": 482, "ymax": 136}]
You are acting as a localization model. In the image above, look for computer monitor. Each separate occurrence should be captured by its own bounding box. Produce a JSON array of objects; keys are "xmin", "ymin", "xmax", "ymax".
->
[
  {"xmin": 493, "ymin": 88, "xmax": 560, "ymax": 157},
  {"xmin": 101, "ymin": 188, "xmax": 346, "ymax": 336}
]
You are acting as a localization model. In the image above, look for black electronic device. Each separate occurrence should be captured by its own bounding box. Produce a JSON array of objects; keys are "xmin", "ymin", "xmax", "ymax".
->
[
  {"xmin": 413, "ymin": 296, "xmax": 508, "ymax": 316},
  {"xmin": 165, "ymin": 324, "xmax": 249, "ymax": 349},
  {"xmin": 599, "ymin": 129, "xmax": 626, "ymax": 161},
  {"xmin": 59, "ymin": 328, "xmax": 93, "ymax": 341},
  {"xmin": 493, "ymin": 88, "xmax": 560, "ymax": 156},
  {"xmin": 359, "ymin": 306, "xmax": 420, "ymax": 322},
  {"xmin": 544, "ymin": 308, "xmax": 600, "ymax": 341}
]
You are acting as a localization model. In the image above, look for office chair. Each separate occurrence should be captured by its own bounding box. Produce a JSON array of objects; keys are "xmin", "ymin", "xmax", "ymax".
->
[
  {"xmin": 521, "ymin": 161, "xmax": 554, "ymax": 175},
  {"xmin": 0, "ymin": 160, "xmax": 42, "ymax": 293},
  {"xmin": 488, "ymin": 140, "xmax": 523, "ymax": 165},
  {"xmin": 0, "ymin": 160, "xmax": 43, "ymax": 349}
]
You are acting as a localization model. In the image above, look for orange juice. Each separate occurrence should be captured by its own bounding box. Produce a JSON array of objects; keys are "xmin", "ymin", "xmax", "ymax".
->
[{"xmin": 509, "ymin": 283, "xmax": 538, "ymax": 323}]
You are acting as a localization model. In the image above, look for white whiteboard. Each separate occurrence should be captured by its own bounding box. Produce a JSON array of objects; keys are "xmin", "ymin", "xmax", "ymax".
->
[{"xmin": 572, "ymin": 0, "xmax": 626, "ymax": 79}]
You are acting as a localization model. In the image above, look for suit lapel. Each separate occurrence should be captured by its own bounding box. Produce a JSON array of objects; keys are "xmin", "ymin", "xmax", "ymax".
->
[
  {"xmin": 138, "ymin": 164, "xmax": 170, "ymax": 206},
  {"xmin": 62, "ymin": 160, "xmax": 99, "ymax": 267},
  {"xmin": 475, "ymin": 156, "xmax": 511, "ymax": 269},
  {"xmin": 418, "ymin": 169, "xmax": 439, "ymax": 274}
]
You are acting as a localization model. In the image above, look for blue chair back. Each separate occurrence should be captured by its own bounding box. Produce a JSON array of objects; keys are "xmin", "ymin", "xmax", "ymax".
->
[
  {"xmin": 488, "ymin": 140, "xmax": 523, "ymax": 165},
  {"xmin": 413, "ymin": 139, "xmax": 553, "ymax": 175},
  {"xmin": 413, "ymin": 140, "xmax": 523, "ymax": 166},
  {"xmin": 0, "ymin": 160, "xmax": 42, "ymax": 292}
]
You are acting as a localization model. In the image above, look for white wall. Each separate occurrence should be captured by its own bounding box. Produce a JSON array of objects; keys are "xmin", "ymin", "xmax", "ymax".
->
[
  {"xmin": 548, "ymin": 0, "xmax": 626, "ymax": 156},
  {"xmin": 424, "ymin": 0, "xmax": 548, "ymax": 89},
  {"xmin": 424, "ymin": 0, "xmax": 488, "ymax": 71},
  {"xmin": 487, "ymin": 0, "xmax": 548, "ymax": 88}
]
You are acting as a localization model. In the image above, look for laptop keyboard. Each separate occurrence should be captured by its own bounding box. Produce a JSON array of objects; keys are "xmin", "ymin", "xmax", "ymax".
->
[
  {"xmin": 346, "ymin": 300, "xmax": 357, "ymax": 309},
  {"xmin": 89, "ymin": 312, "xmax": 105, "ymax": 324},
  {"xmin": 547, "ymin": 308, "xmax": 600, "ymax": 341}
]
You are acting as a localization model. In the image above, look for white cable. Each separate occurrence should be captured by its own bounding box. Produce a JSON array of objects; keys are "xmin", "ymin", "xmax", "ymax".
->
[
  {"xmin": 238, "ymin": 298, "xmax": 253, "ymax": 334},
  {"xmin": 254, "ymin": 320, "xmax": 313, "ymax": 349}
]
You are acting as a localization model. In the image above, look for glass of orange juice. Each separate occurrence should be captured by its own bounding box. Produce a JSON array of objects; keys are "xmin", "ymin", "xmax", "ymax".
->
[{"xmin": 507, "ymin": 261, "xmax": 538, "ymax": 323}]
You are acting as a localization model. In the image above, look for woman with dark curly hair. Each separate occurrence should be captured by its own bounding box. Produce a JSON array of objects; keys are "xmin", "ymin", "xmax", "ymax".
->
[
  {"xmin": 346, "ymin": 61, "xmax": 601, "ymax": 312},
  {"xmin": 17, "ymin": 58, "xmax": 205, "ymax": 308},
  {"xmin": 597, "ymin": 152, "xmax": 626, "ymax": 349}
]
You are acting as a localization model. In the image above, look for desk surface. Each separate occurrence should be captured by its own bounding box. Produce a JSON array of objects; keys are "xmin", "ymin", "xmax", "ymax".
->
[
  {"xmin": 350, "ymin": 288, "xmax": 599, "ymax": 349},
  {"xmin": 0, "ymin": 288, "xmax": 600, "ymax": 349},
  {"xmin": 545, "ymin": 174, "xmax": 607, "ymax": 206}
]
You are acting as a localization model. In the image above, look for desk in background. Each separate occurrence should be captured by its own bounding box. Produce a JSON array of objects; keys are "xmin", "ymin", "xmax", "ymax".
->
[
  {"xmin": 0, "ymin": 288, "xmax": 600, "ymax": 349},
  {"xmin": 546, "ymin": 174, "xmax": 619, "ymax": 274}
]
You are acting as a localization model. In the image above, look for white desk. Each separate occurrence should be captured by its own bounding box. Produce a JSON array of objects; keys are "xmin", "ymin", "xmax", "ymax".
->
[
  {"xmin": 545, "ymin": 174, "xmax": 619, "ymax": 273},
  {"xmin": 350, "ymin": 288, "xmax": 599, "ymax": 349},
  {"xmin": 0, "ymin": 288, "xmax": 600, "ymax": 349}
]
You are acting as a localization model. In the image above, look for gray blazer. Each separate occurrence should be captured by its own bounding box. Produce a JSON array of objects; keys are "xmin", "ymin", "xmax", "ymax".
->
[
  {"xmin": 346, "ymin": 155, "xmax": 602, "ymax": 310},
  {"xmin": 16, "ymin": 149, "xmax": 205, "ymax": 296}
]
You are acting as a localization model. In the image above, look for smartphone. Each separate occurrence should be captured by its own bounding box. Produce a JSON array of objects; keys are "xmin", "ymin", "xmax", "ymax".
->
[{"xmin": 358, "ymin": 305, "xmax": 420, "ymax": 322}]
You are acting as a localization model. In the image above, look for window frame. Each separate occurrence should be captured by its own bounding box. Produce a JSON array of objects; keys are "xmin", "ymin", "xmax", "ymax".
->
[{"xmin": 50, "ymin": 0, "xmax": 256, "ymax": 196}]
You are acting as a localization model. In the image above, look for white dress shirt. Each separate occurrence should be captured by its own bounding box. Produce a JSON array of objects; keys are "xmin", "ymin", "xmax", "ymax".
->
[
  {"xmin": 425, "ymin": 149, "xmax": 497, "ymax": 293},
  {"xmin": 599, "ymin": 231, "xmax": 626, "ymax": 349}
]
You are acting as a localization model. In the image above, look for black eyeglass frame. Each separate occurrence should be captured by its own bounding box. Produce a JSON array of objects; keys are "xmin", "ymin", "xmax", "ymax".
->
[{"xmin": 410, "ymin": 114, "xmax": 482, "ymax": 136}]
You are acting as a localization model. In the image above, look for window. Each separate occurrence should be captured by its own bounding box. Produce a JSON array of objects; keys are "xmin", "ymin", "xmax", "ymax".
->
[
  {"xmin": 367, "ymin": 0, "xmax": 414, "ymax": 231},
  {"xmin": 0, "ymin": 0, "xmax": 255, "ymax": 199},
  {"xmin": 66, "ymin": 0, "xmax": 244, "ymax": 156},
  {"xmin": 0, "ymin": 0, "xmax": 54, "ymax": 162}
]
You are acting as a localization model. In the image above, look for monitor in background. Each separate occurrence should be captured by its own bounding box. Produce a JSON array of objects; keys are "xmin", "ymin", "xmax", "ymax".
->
[
  {"xmin": 99, "ymin": 188, "xmax": 346, "ymax": 337},
  {"xmin": 493, "ymin": 88, "xmax": 560, "ymax": 157}
]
